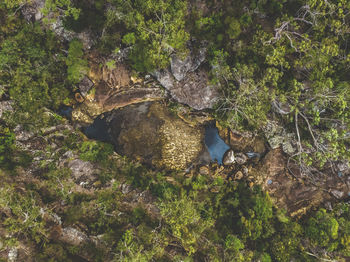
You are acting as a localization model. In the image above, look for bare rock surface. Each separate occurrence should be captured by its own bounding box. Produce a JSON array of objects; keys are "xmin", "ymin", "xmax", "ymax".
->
[
  {"xmin": 153, "ymin": 43, "xmax": 219, "ymax": 110},
  {"xmin": 72, "ymin": 60, "xmax": 166, "ymax": 124},
  {"xmin": 0, "ymin": 100, "xmax": 13, "ymax": 119},
  {"xmin": 249, "ymin": 148, "xmax": 350, "ymax": 217}
]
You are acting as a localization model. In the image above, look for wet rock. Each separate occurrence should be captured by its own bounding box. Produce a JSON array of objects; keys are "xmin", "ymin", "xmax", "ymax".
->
[
  {"xmin": 72, "ymin": 101, "xmax": 104, "ymax": 124},
  {"xmin": 219, "ymin": 127, "xmax": 266, "ymax": 154},
  {"xmin": 222, "ymin": 149, "xmax": 235, "ymax": 165},
  {"xmin": 235, "ymin": 152, "xmax": 248, "ymax": 165},
  {"xmin": 0, "ymin": 100, "xmax": 13, "ymax": 119},
  {"xmin": 106, "ymin": 102, "xmax": 205, "ymax": 170},
  {"xmin": 79, "ymin": 76, "xmax": 94, "ymax": 97}
]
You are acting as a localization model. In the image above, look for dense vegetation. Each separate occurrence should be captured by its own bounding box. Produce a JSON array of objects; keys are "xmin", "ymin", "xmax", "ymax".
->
[{"xmin": 0, "ymin": 0, "xmax": 349, "ymax": 261}]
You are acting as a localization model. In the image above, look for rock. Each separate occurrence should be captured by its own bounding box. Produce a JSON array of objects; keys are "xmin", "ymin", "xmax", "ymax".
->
[
  {"xmin": 235, "ymin": 152, "xmax": 248, "ymax": 165},
  {"xmin": 79, "ymin": 76, "xmax": 94, "ymax": 97},
  {"xmin": 153, "ymin": 69, "xmax": 174, "ymax": 90},
  {"xmin": 199, "ymin": 166, "xmax": 210, "ymax": 175},
  {"xmin": 21, "ymin": 0, "xmax": 45, "ymax": 22},
  {"xmin": 330, "ymin": 189, "xmax": 344, "ymax": 199},
  {"xmin": 222, "ymin": 149, "xmax": 235, "ymax": 165},
  {"xmin": 234, "ymin": 171, "xmax": 244, "ymax": 180},
  {"xmin": 72, "ymin": 61, "xmax": 166, "ymax": 124},
  {"xmin": 0, "ymin": 100, "xmax": 13, "ymax": 119},
  {"xmin": 264, "ymin": 121, "xmax": 296, "ymax": 154},
  {"xmin": 105, "ymin": 102, "xmax": 205, "ymax": 170},
  {"xmin": 50, "ymin": 18, "xmax": 76, "ymax": 42},
  {"xmin": 154, "ymin": 68, "xmax": 219, "ymax": 110},
  {"xmin": 67, "ymin": 159, "xmax": 95, "ymax": 184},
  {"xmin": 14, "ymin": 125, "xmax": 34, "ymax": 141},
  {"xmin": 60, "ymin": 227, "xmax": 88, "ymax": 246},
  {"xmin": 8, "ymin": 248, "xmax": 18, "ymax": 262},
  {"xmin": 170, "ymin": 46, "xmax": 207, "ymax": 81},
  {"xmin": 153, "ymin": 43, "xmax": 219, "ymax": 110},
  {"xmin": 337, "ymin": 161, "xmax": 350, "ymax": 175}
]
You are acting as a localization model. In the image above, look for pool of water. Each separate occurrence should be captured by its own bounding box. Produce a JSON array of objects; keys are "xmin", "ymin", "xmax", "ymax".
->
[
  {"xmin": 58, "ymin": 106, "xmax": 73, "ymax": 119},
  {"xmin": 82, "ymin": 115, "xmax": 111, "ymax": 143},
  {"xmin": 204, "ymin": 125, "xmax": 230, "ymax": 165}
]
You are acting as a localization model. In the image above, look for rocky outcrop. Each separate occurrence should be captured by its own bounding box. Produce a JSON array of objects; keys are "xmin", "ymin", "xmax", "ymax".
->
[
  {"xmin": 72, "ymin": 60, "xmax": 166, "ymax": 124},
  {"xmin": 170, "ymin": 46, "xmax": 206, "ymax": 81},
  {"xmin": 217, "ymin": 125, "xmax": 266, "ymax": 155},
  {"xmin": 0, "ymin": 100, "xmax": 13, "ymax": 119},
  {"xmin": 153, "ymin": 44, "xmax": 219, "ymax": 110},
  {"xmin": 264, "ymin": 120, "xmax": 296, "ymax": 154},
  {"xmin": 249, "ymin": 148, "xmax": 350, "ymax": 217},
  {"xmin": 105, "ymin": 102, "xmax": 206, "ymax": 170},
  {"xmin": 21, "ymin": 0, "xmax": 95, "ymax": 49}
]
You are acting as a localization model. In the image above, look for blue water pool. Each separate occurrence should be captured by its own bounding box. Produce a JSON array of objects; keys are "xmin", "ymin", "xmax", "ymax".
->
[{"xmin": 204, "ymin": 125, "xmax": 230, "ymax": 165}]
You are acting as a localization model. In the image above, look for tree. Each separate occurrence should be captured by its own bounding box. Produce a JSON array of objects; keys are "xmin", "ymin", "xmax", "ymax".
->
[
  {"xmin": 107, "ymin": 0, "xmax": 189, "ymax": 71},
  {"xmin": 159, "ymin": 191, "xmax": 214, "ymax": 255},
  {"xmin": 66, "ymin": 39, "xmax": 88, "ymax": 84},
  {"xmin": 0, "ymin": 23, "xmax": 69, "ymax": 129}
]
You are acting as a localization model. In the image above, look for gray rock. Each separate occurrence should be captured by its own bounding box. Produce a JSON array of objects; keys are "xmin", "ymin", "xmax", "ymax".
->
[
  {"xmin": 153, "ymin": 69, "xmax": 174, "ymax": 90},
  {"xmin": 330, "ymin": 189, "xmax": 344, "ymax": 199},
  {"xmin": 264, "ymin": 121, "xmax": 296, "ymax": 154},
  {"xmin": 14, "ymin": 125, "xmax": 34, "ymax": 141},
  {"xmin": 60, "ymin": 227, "xmax": 88, "ymax": 246},
  {"xmin": 170, "ymin": 47, "xmax": 206, "ymax": 81},
  {"xmin": 153, "ymin": 68, "xmax": 219, "ymax": 110},
  {"xmin": 153, "ymin": 43, "xmax": 219, "ymax": 110},
  {"xmin": 235, "ymin": 152, "xmax": 248, "ymax": 165},
  {"xmin": 67, "ymin": 159, "xmax": 95, "ymax": 182},
  {"xmin": 8, "ymin": 248, "xmax": 18, "ymax": 262},
  {"xmin": 223, "ymin": 149, "xmax": 235, "ymax": 165},
  {"xmin": 0, "ymin": 100, "xmax": 13, "ymax": 119},
  {"xmin": 21, "ymin": 0, "xmax": 45, "ymax": 21},
  {"xmin": 79, "ymin": 76, "xmax": 94, "ymax": 97}
]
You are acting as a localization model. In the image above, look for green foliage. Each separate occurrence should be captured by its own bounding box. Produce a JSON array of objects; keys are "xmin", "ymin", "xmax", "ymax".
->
[
  {"xmin": 0, "ymin": 127, "xmax": 15, "ymax": 168},
  {"xmin": 159, "ymin": 191, "xmax": 214, "ymax": 255},
  {"xmin": 224, "ymin": 16, "xmax": 241, "ymax": 39},
  {"xmin": 1, "ymin": 0, "xmax": 29, "ymax": 9},
  {"xmin": 0, "ymin": 184, "xmax": 47, "ymax": 245},
  {"xmin": 0, "ymin": 23, "xmax": 69, "ymax": 129},
  {"xmin": 42, "ymin": 0, "xmax": 80, "ymax": 21},
  {"xmin": 107, "ymin": 0, "xmax": 189, "ymax": 71},
  {"xmin": 306, "ymin": 207, "xmax": 350, "ymax": 254},
  {"xmin": 66, "ymin": 39, "xmax": 88, "ymax": 84},
  {"xmin": 62, "ymin": 0, "xmax": 105, "ymax": 33},
  {"xmin": 79, "ymin": 140, "xmax": 114, "ymax": 164}
]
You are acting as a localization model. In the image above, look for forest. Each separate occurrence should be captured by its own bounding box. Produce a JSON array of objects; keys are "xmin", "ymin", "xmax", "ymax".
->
[{"xmin": 0, "ymin": 0, "xmax": 349, "ymax": 261}]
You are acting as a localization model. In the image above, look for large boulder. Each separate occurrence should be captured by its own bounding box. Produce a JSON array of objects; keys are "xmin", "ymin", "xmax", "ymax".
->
[
  {"xmin": 0, "ymin": 100, "xmax": 13, "ymax": 119},
  {"xmin": 105, "ymin": 102, "xmax": 206, "ymax": 170},
  {"xmin": 153, "ymin": 44, "xmax": 219, "ymax": 110}
]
